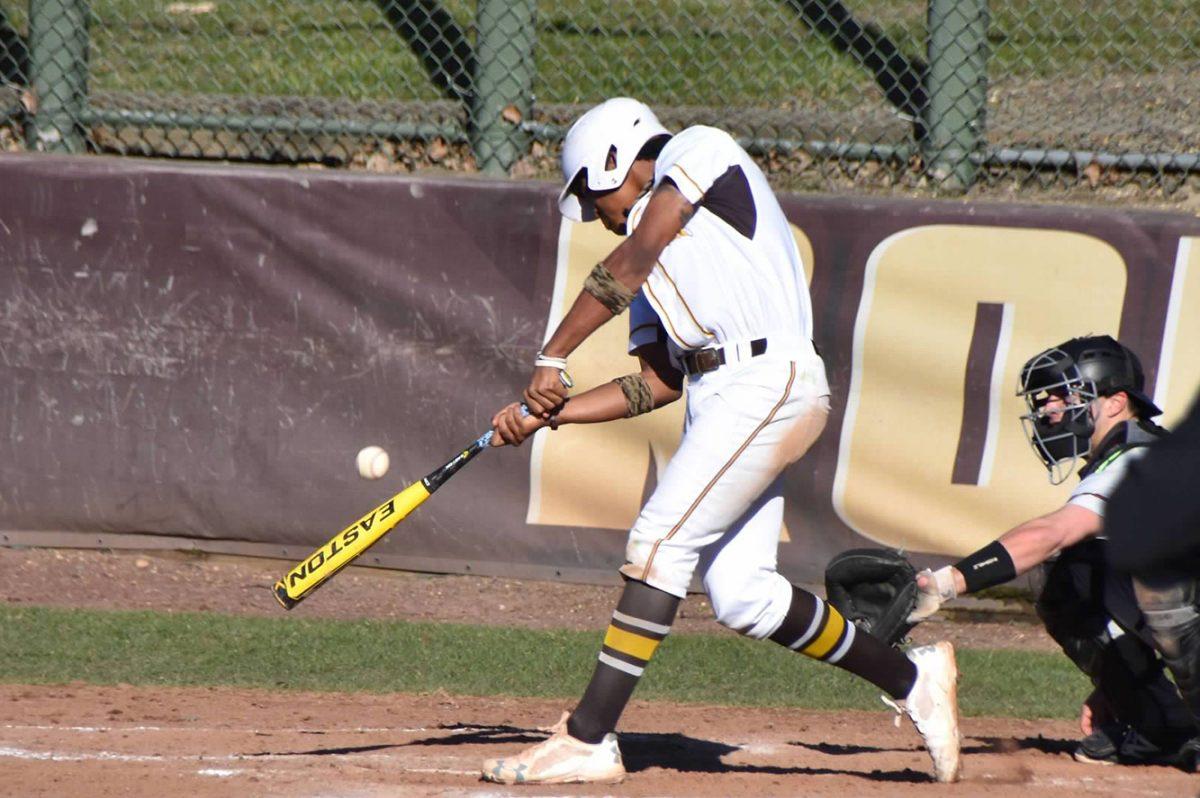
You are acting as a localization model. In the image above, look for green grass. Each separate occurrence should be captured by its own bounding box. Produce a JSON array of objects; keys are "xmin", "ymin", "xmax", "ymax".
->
[
  {"xmin": 2, "ymin": 0, "xmax": 1194, "ymax": 105},
  {"xmin": 0, "ymin": 604, "xmax": 1087, "ymax": 719}
]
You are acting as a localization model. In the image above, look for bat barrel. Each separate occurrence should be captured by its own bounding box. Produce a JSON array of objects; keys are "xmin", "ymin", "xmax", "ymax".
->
[{"xmin": 269, "ymin": 417, "xmax": 506, "ymax": 610}]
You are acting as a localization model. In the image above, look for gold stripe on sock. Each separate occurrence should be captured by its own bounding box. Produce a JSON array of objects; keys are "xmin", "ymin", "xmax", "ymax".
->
[
  {"xmin": 801, "ymin": 604, "xmax": 847, "ymax": 660},
  {"xmin": 604, "ymin": 624, "xmax": 661, "ymax": 662}
]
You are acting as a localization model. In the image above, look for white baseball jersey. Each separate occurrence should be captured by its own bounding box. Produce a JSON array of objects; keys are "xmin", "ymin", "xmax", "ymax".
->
[
  {"xmin": 609, "ymin": 126, "xmax": 831, "ymax": 641},
  {"xmin": 624, "ymin": 126, "xmax": 813, "ymax": 353}
]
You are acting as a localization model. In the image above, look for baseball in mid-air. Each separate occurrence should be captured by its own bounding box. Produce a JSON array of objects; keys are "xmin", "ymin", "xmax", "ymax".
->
[{"xmin": 356, "ymin": 445, "xmax": 390, "ymax": 480}]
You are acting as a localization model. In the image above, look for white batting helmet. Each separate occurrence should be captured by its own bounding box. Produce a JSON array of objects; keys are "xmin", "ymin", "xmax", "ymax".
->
[{"xmin": 557, "ymin": 98, "xmax": 671, "ymax": 222}]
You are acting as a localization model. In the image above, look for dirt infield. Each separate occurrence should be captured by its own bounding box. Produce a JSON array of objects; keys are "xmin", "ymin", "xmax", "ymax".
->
[
  {"xmin": 2, "ymin": 548, "xmax": 1197, "ymax": 797},
  {"xmin": 4, "ymin": 685, "xmax": 1195, "ymax": 798}
]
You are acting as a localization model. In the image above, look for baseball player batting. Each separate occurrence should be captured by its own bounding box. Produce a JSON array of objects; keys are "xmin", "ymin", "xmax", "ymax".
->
[{"xmin": 480, "ymin": 98, "xmax": 962, "ymax": 785}]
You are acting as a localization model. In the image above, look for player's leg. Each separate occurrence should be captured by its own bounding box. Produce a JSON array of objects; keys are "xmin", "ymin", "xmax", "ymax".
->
[
  {"xmin": 566, "ymin": 578, "xmax": 679, "ymax": 744},
  {"xmin": 618, "ymin": 360, "xmax": 824, "ymax": 596},
  {"xmin": 1037, "ymin": 542, "xmax": 1194, "ymax": 764},
  {"xmin": 1133, "ymin": 570, "xmax": 1200, "ymax": 770},
  {"xmin": 698, "ymin": 480, "xmax": 917, "ymax": 698},
  {"xmin": 698, "ymin": 479, "xmax": 961, "ymax": 782},
  {"xmin": 480, "ymin": 574, "xmax": 674, "ymax": 785},
  {"xmin": 481, "ymin": 362, "xmax": 802, "ymax": 784},
  {"xmin": 568, "ymin": 369, "xmax": 803, "ymax": 732}
]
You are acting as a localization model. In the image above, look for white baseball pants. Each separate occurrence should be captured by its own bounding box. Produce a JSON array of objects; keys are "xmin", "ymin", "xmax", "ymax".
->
[{"xmin": 620, "ymin": 342, "xmax": 830, "ymax": 640}]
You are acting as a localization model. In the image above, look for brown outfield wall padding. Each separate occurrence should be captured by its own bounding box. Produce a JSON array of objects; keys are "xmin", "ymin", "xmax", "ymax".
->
[{"xmin": 1, "ymin": 153, "xmax": 1198, "ymax": 586}]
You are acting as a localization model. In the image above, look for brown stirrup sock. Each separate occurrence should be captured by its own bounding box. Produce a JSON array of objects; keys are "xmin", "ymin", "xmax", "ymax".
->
[
  {"xmin": 567, "ymin": 580, "xmax": 680, "ymax": 744},
  {"xmin": 769, "ymin": 584, "xmax": 917, "ymax": 699}
]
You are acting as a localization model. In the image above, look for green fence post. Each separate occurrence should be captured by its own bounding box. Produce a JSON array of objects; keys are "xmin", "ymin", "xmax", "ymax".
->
[
  {"xmin": 26, "ymin": 0, "xmax": 89, "ymax": 153},
  {"xmin": 470, "ymin": 0, "xmax": 535, "ymax": 175},
  {"xmin": 923, "ymin": 0, "xmax": 988, "ymax": 190}
]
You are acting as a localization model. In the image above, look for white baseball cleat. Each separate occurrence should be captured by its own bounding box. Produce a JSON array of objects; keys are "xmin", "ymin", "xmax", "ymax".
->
[
  {"xmin": 481, "ymin": 714, "xmax": 626, "ymax": 785},
  {"xmin": 884, "ymin": 641, "xmax": 963, "ymax": 783}
]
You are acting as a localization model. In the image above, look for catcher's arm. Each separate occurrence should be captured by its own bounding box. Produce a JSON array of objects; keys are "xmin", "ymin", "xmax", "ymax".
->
[{"xmin": 912, "ymin": 502, "xmax": 1103, "ymax": 621}]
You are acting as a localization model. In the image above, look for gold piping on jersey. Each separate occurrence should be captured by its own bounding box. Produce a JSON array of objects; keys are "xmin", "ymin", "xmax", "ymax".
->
[
  {"xmin": 629, "ymin": 194, "xmax": 710, "ymax": 348},
  {"xmin": 628, "ymin": 199, "xmax": 648, "ymax": 234},
  {"xmin": 669, "ymin": 164, "xmax": 706, "ymax": 199},
  {"xmin": 655, "ymin": 259, "xmax": 716, "ymax": 338},
  {"xmin": 642, "ymin": 278, "xmax": 706, "ymax": 349},
  {"xmin": 637, "ymin": 362, "xmax": 797, "ymax": 582}
]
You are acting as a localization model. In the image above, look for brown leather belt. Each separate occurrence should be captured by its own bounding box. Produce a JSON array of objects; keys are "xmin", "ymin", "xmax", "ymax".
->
[{"xmin": 681, "ymin": 338, "xmax": 768, "ymax": 376}]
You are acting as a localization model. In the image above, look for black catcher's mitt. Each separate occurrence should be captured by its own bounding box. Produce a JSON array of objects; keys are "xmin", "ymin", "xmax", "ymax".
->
[{"xmin": 824, "ymin": 548, "xmax": 918, "ymax": 646}]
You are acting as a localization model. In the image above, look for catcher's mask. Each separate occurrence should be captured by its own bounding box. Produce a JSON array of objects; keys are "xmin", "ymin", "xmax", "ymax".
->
[
  {"xmin": 557, "ymin": 97, "xmax": 670, "ymax": 223},
  {"xmin": 1017, "ymin": 335, "xmax": 1161, "ymax": 484}
]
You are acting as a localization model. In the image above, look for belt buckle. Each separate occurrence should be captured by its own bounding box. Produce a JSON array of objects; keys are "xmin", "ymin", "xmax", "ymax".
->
[{"xmin": 691, "ymin": 348, "xmax": 722, "ymax": 374}]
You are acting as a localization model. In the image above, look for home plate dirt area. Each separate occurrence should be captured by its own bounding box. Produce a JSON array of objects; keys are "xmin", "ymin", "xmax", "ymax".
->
[
  {"xmin": 0, "ymin": 549, "xmax": 1196, "ymax": 797},
  {"xmin": 3, "ymin": 685, "xmax": 1196, "ymax": 797}
]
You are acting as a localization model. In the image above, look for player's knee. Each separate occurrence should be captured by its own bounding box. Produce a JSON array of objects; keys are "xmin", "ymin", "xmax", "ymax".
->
[
  {"xmin": 1140, "ymin": 603, "xmax": 1200, "ymax": 698},
  {"xmin": 1141, "ymin": 607, "xmax": 1197, "ymax": 661},
  {"xmin": 707, "ymin": 575, "xmax": 788, "ymax": 639},
  {"xmin": 1037, "ymin": 609, "xmax": 1106, "ymax": 678},
  {"xmin": 1135, "ymin": 580, "xmax": 1200, "ymax": 658},
  {"xmin": 1135, "ymin": 579, "xmax": 1200, "ymax": 695},
  {"xmin": 710, "ymin": 594, "xmax": 769, "ymax": 637},
  {"xmin": 620, "ymin": 536, "xmax": 696, "ymax": 599}
]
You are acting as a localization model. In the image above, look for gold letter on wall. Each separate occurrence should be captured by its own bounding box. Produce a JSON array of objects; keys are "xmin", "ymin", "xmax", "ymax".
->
[{"xmin": 833, "ymin": 225, "xmax": 1127, "ymax": 555}]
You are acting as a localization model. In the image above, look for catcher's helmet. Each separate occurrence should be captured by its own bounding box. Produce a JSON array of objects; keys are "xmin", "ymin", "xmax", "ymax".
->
[
  {"xmin": 1017, "ymin": 335, "xmax": 1161, "ymax": 484},
  {"xmin": 557, "ymin": 98, "xmax": 670, "ymax": 222}
]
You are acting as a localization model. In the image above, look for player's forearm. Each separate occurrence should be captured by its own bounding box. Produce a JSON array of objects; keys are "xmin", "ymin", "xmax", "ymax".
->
[
  {"xmin": 542, "ymin": 187, "xmax": 691, "ymax": 361},
  {"xmin": 541, "ymin": 243, "xmax": 662, "ymax": 360},
  {"xmin": 946, "ymin": 504, "xmax": 1101, "ymax": 596},
  {"xmin": 995, "ymin": 519, "xmax": 1067, "ymax": 575},
  {"xmin": 540, "ymin": 292, "xmax": 625, "ymax": 359},
  {"xmin": 556, "ymin": 373, "xmax": 681, "ymax": 426},
  {"xmin": 555, "ymin": 381, "xmax": 635, "ymax": 425},
  {"xmin": 949, "ymin": 519, "xmax": 1064, "ymax": 596}
]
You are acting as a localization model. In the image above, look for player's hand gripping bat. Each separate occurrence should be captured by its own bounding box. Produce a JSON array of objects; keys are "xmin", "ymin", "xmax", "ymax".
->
[{"xmin": 273, "ymin": 407, "xmax": 530, "ymax": 610}]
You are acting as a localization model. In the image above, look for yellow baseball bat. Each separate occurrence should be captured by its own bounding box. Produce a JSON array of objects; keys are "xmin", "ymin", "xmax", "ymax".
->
[{"xmin": 272, "ymin": 425, "xmax": 499, "ymax": 609}]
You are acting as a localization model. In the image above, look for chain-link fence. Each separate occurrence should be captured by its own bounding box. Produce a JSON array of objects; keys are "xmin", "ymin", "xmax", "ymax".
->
[{"xmin": 1, "ymin": 1, "xmax": 1197, "ymax": 197}]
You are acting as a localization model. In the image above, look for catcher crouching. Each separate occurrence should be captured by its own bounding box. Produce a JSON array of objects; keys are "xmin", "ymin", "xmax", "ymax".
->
[{"xmin": 827, "ymin": 336, "xmax": 1200, "ymax": 770}]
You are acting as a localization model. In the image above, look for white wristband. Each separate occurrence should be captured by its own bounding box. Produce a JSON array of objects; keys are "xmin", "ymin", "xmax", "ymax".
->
[
  {"xmin": 534, "ymin": 352, "xmax": 569, "ymax": 371},
  {"xmin": 534, "ymin": 351, "xmax": 574, "ymax": 389}
]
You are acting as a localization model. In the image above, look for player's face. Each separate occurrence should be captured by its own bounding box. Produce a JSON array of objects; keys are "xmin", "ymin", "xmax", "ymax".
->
[
  {"xmin": 589, "ymin": 182, "xmax": 642, "ymax": 236},
  {"xmin": 1039, "ymin": 389, "xmax": 1083, "ymax": 424},
  {"xmin": 581, "ymin": 161, "xmax": 654, "ymax": 236}
]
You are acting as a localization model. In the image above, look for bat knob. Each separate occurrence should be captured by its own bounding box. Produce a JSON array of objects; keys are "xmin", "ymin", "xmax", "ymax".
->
[{"xmin": 272, "ymin": 582, "xmax": 298, "ymax": 611}]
